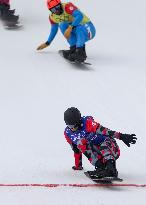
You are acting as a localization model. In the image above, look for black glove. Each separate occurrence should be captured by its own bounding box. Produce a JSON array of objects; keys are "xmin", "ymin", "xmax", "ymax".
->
[
  {"xmin": 72, "ymin": 166, "xmax": 83, "ymax": 171},
  {"xmin": 120, "ymin": 134, "xmax": 137, "ymax": 147}
]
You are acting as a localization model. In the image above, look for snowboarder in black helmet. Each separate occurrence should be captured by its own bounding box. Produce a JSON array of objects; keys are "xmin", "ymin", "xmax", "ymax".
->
[
  {"xmin": 64, "ymin": 107, "xmax": 81, "ymax": 132},
  {"xmin": 64, "ymin": 107, "xmax": 137, "ymax": 178}
]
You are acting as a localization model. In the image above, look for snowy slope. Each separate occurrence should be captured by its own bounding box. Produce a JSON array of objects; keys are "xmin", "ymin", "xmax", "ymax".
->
[{"xmin": 0, "ymin": 0, "xmax": 146, "ymax": 204}]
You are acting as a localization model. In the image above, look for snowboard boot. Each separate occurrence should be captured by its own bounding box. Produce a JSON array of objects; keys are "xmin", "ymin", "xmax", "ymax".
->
[
  {"xmin": 87, "ymin": 160, "xmax": 105, "ymax": 177},
  {"xmin": 7, "ymin": 9, "xmax": 15, "ymax": 15},
  {"xmin": 70, "ymin": 45, "xmax": 87, "ymax": 63},
  {"xmin": 62, "ymin": 45, "xmax": 76, "ymax": 61},
  {"xmin": 2, "ymin": 13, "xmax": 19, "ymax": 24},
  {"xmin": 95, "ymin": 160, "xmax": 118, "ymax": 178},
  {"xmin": 0, "ymin": 3, "xmax": 19, "ymax": 24}
]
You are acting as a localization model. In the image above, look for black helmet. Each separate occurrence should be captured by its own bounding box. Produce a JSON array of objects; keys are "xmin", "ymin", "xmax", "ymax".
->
[{"xmin": 64, "ymin": 107, "xmax": 81, "ymax": 127}]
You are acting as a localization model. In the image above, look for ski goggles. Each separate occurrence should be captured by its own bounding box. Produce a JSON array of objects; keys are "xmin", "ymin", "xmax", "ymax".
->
[
  {"xmin": 49, "ymin": 4, "xmax": 62, "ymax": 14},
  {"xmin": 67, "ymin": 124, "xmax": 79, "ymax": 132},
  {"xmin": 67, "ymin": 124, "xmax": 77, "ymax": 129}
]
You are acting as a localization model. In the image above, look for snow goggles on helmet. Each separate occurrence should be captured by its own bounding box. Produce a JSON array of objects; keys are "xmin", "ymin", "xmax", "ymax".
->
[
  {"xmin": 67, "ymin": 124, "xmax": 76, "ymax": 129},
  {"xmin": 49, "ymin": 4, "xmax": 63, "ymax": 14},
  {"xmin": 67, "ymin": 124, "xmax": 79, "ymax": 130}
]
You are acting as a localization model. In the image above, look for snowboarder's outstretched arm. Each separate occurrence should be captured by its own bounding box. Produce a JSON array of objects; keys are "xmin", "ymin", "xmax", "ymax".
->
[
  {"xmin": 64, "ymin": 132, "xmax": 83, "ymax": 170},
  {"xmin": 37, "ymin": 17, "xmax": 59, "ymax": 50},
  {"xmin": 86, "ymin": 118, "xmax": 137, "ymax": 147},
  {"xmin": 46, "ymin": 19, "xmax": 59, "ymax": 44}
]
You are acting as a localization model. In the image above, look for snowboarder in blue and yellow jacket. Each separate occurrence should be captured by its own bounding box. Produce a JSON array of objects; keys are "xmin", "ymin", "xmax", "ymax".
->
[
  {"xmin": 64, "ymin": 107, "xmax": 137, "ymax": 178},
  {"xmin": 37, "ymin": 0, "xmax": 96, "ymax": 63}
]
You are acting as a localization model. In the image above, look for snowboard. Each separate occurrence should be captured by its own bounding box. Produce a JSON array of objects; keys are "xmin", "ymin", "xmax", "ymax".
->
[
  {"xmin": 84, "ymin": 171, "xmax": 123, "ymax": 184},
  {"xmin": 2, "ymin": 21, "xmax": 22, "ymax": 30},
  {"xmin": 58, "ymin": 50, "xmax": 92, "ymax": 65}
]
